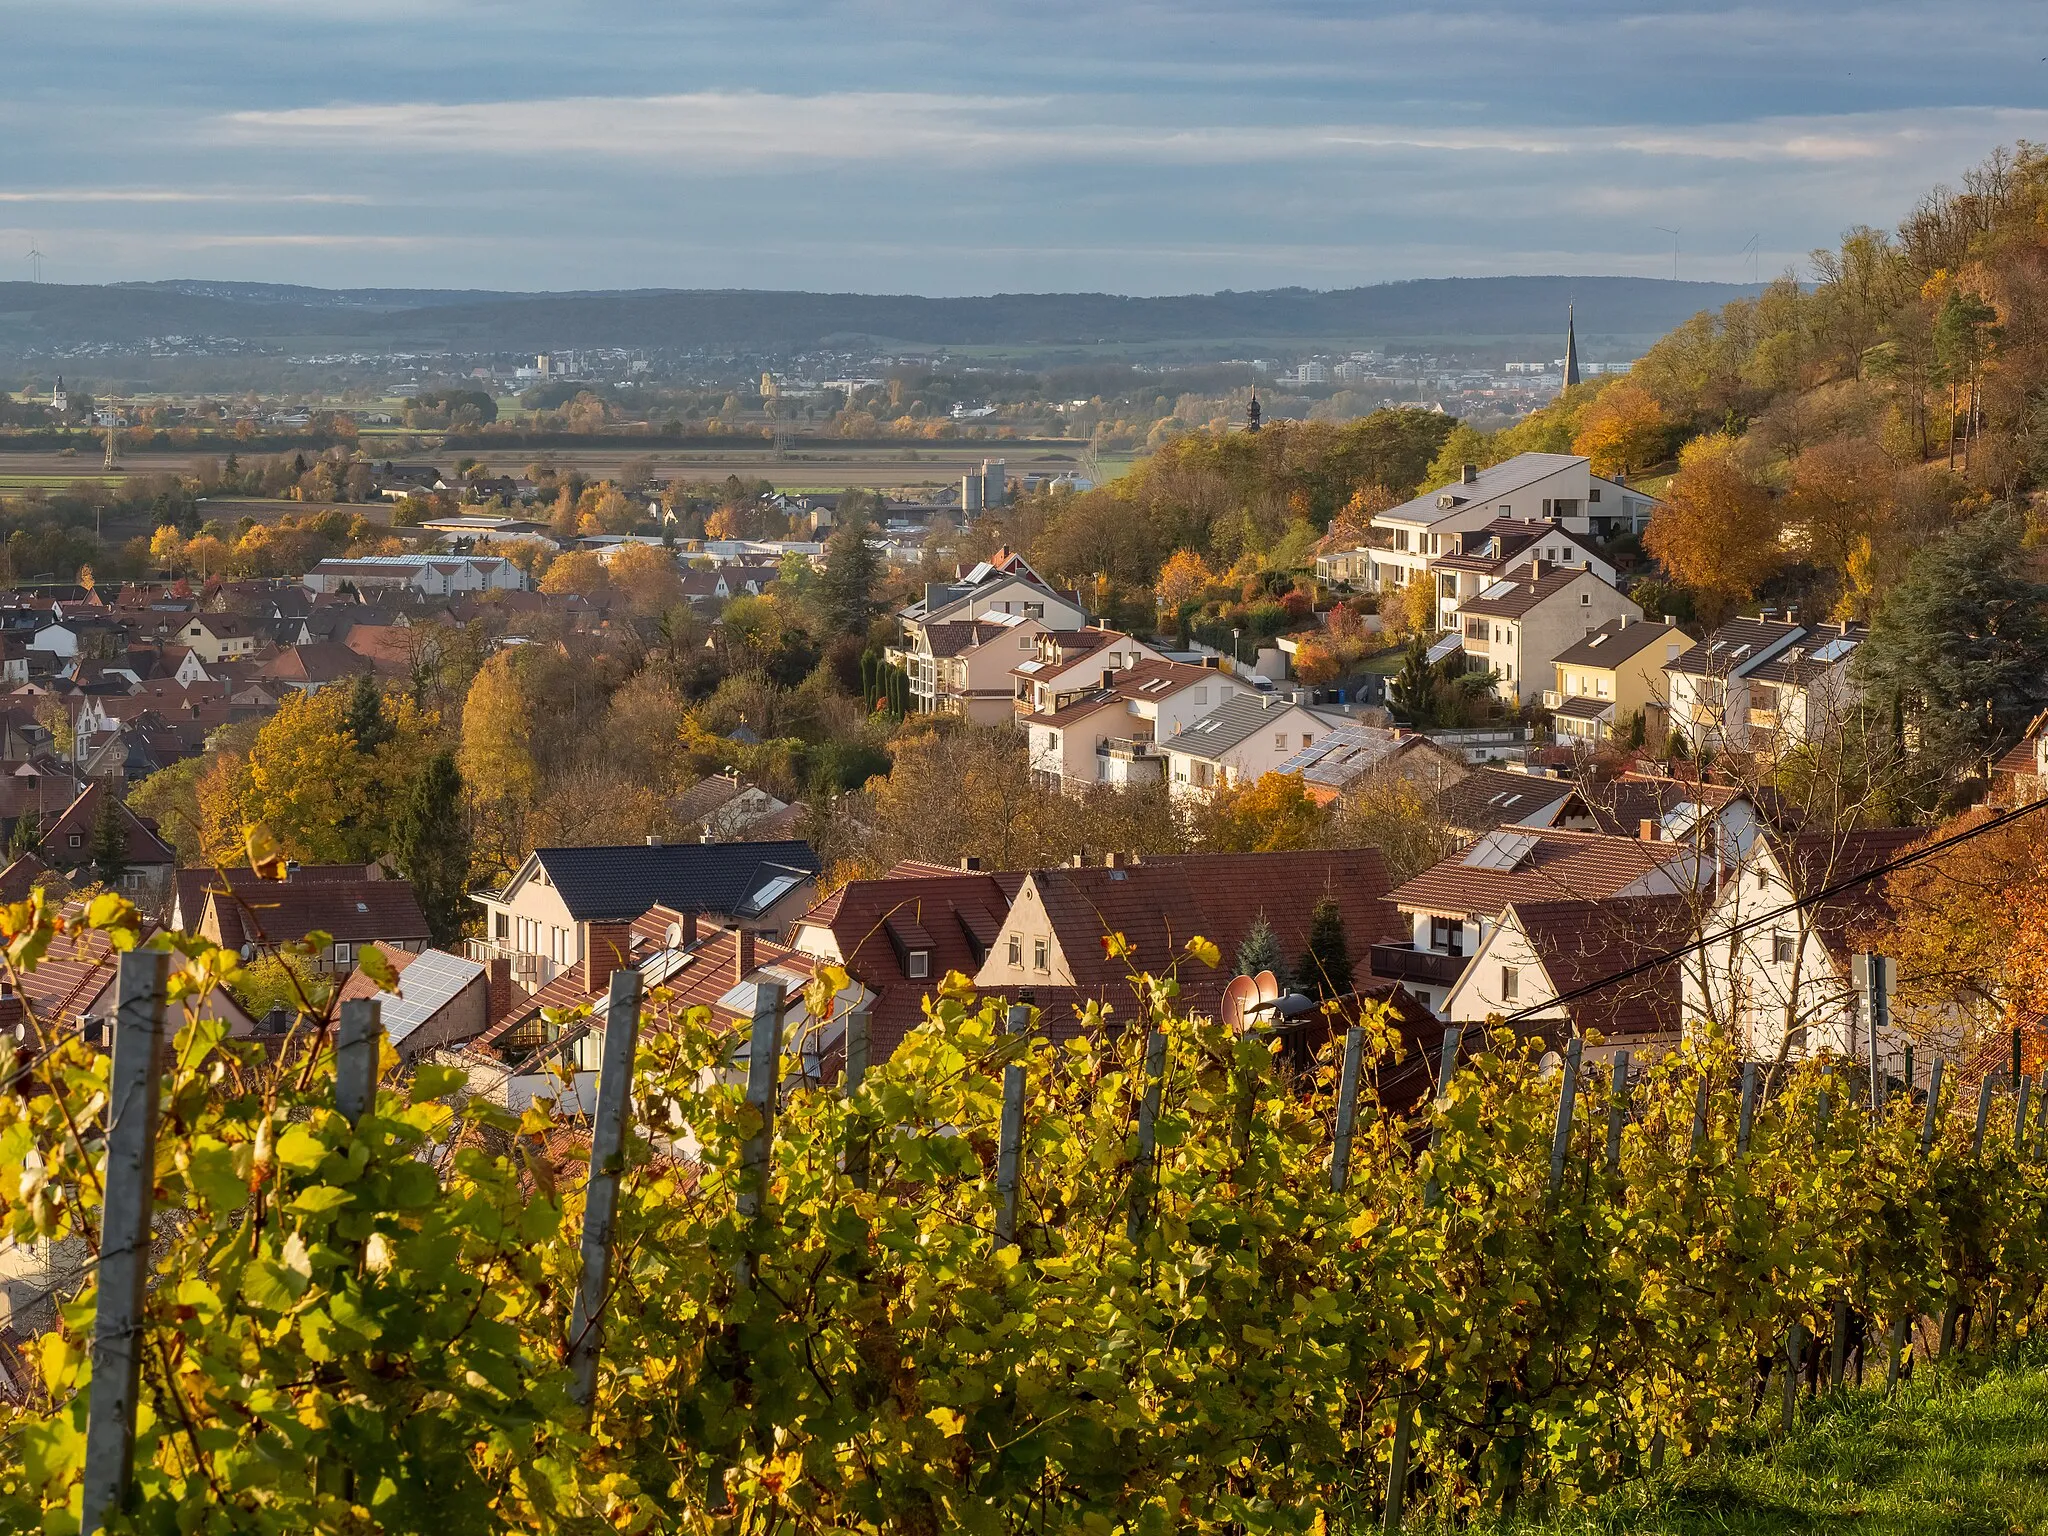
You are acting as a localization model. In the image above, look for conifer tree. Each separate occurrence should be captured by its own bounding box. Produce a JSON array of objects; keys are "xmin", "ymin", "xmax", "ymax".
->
[
  {"xmin": 1296, "ymin": 894, "xmax": 1352, "ymax": 1000},
  {"xmin": 1234, "ymin": 913, "xmax": 1288, "ymax": 988},
  {"xmin": 392, "ymin": 751, "xmax": 471, "ymax": 948},
  {"xmin": 90, "ymin": 789, "xmax": 129, "ymax": 888},
  {"xmin": 345, "ymin": 675, "xmax": 393, "ymax": 754}
]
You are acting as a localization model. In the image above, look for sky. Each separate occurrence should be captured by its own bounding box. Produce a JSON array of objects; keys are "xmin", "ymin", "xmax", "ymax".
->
[{"xmin": 4, "ymin": 0, "xmax": 2046, "ymax": 296}]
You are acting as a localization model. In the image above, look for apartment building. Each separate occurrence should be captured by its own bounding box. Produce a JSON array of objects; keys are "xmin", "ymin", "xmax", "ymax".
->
[
  {"xmin": 1429, "ymin": 518, "xmax": 1619, "ymax": 635},
  {"xmin": 890, "ymin": 548, "xmax": 1088, "ymax": 718},
  {"xmin": 1011, "ymin": 627, "xmax": 1170, "ymax": 719}
]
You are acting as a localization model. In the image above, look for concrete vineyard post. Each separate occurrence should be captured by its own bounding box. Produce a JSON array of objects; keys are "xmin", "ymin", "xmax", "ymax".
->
[
  {"xmin": 1128, "ymin": 1029, "xmax": 1167, "ymax": 1242},
  {"xmin": 334, "ymin": 998, "xmax": 381, "ymax": 1127},
  {"xmin": 735, "ymin": 978, "xmax": 787, "ymax": 1290},
  {"xmin": 842, "ymin": 1005, "xmax": 871, "ymax": 1191},
  {"xmin": 1332, "ymin": 1024, "xmax": 1365, "ymax": 1195},
  {"xmin": 1547, "ymin": 1034, "xmax": 1582, "ymax": 1199},
  {"xmin": 568, "ymin": 968, "xmax": 643, "ymax": 1408}
]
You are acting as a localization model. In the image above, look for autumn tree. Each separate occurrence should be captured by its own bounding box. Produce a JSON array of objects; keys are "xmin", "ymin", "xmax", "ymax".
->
[
  {"xmin": 1783, "ymin": 435, "xmax": 1896, "ymax": 581},
  {"xmin": 1570, "ymin": 380, "xmax": 1673, "ymax": 478},
  {"xmin": 1643, "ymin": 432, "xmax": 1783, "ymax": 622},
  {"xmin": 1154, "ymin": 549, "xmax": 1212, "ymax": 624},
  {"xmin": 1186, "ymin": 772, "xmax": 1327, "ymax": 852},
  {"xmin": 538, "ymin": 550, "xmax": 610, "ymax": 602},
  {"xmin": 458, "ymin": 650, "xmax": 539, "ymax": 811},
  {"xmin": 606, "ymin": 542, "xmax": 683, "ymax": 615},
  {"xmin": 817, "ymin": 506, "xmax": 884, "ymax": 635},
  {"xmin": 197, "ymin": 687, "xmax": 434, "ymax": 865}
]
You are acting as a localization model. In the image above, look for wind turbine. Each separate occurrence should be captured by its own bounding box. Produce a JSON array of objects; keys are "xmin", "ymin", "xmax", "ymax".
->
[
  {"xmin": 27, "ymin": 246, "xmax": 44, "ymax": 283},
  {"xmin": 1739, "ymin": 234, "xmax": 1761, "ymax": 285},
  {"xmin": 1652, "ymin": 227, "xmax": 1679, "ymax": 281}
]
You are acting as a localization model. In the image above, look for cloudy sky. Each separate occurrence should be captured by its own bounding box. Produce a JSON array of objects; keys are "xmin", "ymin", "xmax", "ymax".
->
[{"xmin": 4, "ymin": 1, "xmax": 2044, "ymax": 295}]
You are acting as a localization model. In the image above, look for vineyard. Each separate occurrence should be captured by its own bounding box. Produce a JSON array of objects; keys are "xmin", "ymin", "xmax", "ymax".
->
[{"xmin": 1, "ymin": 896, "xmax": 2045, "ymax": 1533}]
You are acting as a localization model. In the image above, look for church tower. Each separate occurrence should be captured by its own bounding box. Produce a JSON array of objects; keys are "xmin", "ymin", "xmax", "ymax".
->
[
  {"xmin": 1562, "ymin": 303, "xmax": 1581, "ymax": 388},
  {"xmin": 1246, "ymin": 389, "xmax": 1262, "ymax": 433}
]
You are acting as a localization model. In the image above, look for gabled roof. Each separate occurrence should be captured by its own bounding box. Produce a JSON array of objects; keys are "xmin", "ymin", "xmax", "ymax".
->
[
  {"xmin": 336, "ymin": 943, "xmax": 485, "ymax": 1047},
  {"xmin": 795, "ymin": 864, "xmax": 1026, "ymax": 1061},
  {"xmin": 201, "ymin": 877, "xmax": 429, "ymax": 948},
  {"xmin": 1744, "ymin": 622, "xmax": 1865, "ymax": 687},
  {"xmin": 1458, "ymin": 563, "xmax": 1612, "ymax": 621},
  {"xmin": 523, "ymin": 839, "xmax": 821, "ymax": 924},
  {"xmin": 41, "ymin": 781, "xmax": 176, "ymax": 870},
  {"xmin": 1272, "ymin": 722, "xmax": 1441, "ymax": 794},
  {"xmin": 1375, "ymin": 453, "xmax": 1588, "ymax": 528},
  {"xmin": 1496, "ymin": 894, "xmax": 1698, "ymax": 1041},
  {"xmin": 1388, "ymin": 827, "xmax": 1698, "ymax": 919},
  {"xmin": 1551, "ymin": 618, "xmax": 1677, "ymax": 671},
  {"xmin": 1665, "ymin": 617, "xmax": 1802, "ymax": 679},
  {"xmin": 1167, "ymin": 694, "xmax": 1331, "ymax": 759},
  {"xmin": 1024, "ymin": 660, "xmax": 1221, "ymax": 728},
  {"xmin": 995, "ymin": 850, "xmax": 1401, "ymax": 1034},
  {"xmin": 1430, "ymin": 767, "xmax": 1573, "ymax": 835}
]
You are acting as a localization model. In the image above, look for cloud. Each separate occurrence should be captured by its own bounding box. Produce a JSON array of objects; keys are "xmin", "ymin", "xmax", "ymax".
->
[
  {"xmin": 216, "ymin": 91, "xmax": 2048, "ymax": 172},
  {"xmin": 0, "ymin": 190, "xmax": 369, "ymax": 204}
]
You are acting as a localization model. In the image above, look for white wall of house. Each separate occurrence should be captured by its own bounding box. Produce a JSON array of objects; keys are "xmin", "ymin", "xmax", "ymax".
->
[
  {"xmin": 1463, "ymin": 578, "xmax": 1642, "ymax": 704},
  {"xmin": 1163, "ymin": 702, "xmax": 1335, "ymax": 799}
]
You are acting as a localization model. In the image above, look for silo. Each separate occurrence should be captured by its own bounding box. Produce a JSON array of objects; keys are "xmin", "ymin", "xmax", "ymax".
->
[
  {"xmin": 961, "ymin": 473, "xmax": 984, "ymax": 514},
  {"xmin": 982, "ymin": 458, "xmax": 1007, "ymax": 508}
]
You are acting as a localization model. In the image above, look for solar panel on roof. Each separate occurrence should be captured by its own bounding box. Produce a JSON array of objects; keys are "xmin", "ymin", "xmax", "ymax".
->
[{"xmin": 1461, "ymin": 828, "xmax": 1542, "ymax": 870}]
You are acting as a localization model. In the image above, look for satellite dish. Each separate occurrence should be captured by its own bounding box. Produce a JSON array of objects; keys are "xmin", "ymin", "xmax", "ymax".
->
[
  {"xmin": 1252, "ymin": 970, "xmax": 1282, "ymax": 1007},
  {"xmin": 1538, "ymin": 1050, "xmax": 1563, "ymax": 1079},
  {"xmin": 1221, "ymin": 974, "xmax": 1258, "ymax": 1033},
  {"xmin": 666, "ymin": 921, "xmax": 684, "ymax": 949},
  {"xmin": 239, "ymin": 943, "xmax": 257, "ymax": 962}
]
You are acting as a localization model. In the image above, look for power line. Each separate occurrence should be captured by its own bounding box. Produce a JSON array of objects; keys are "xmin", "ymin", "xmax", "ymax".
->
[{"xmin": 1499, "ymin": 793, "xmax": 2048, "ymax": 1029}]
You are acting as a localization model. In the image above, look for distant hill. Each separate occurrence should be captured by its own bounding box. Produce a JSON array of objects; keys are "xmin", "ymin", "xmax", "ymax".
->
[{"xmin": 0, "ymin": 276, "xmax": 1762, "ymax": 356}]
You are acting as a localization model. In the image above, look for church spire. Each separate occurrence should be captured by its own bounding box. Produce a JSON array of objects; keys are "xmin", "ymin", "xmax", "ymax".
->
[
  {"xmin": 1562, "ymin": 302, "xmax": 1581, "ymax": 388},
  {"xmin": 1246, "ymin": 388, "xmax": 1262, "ymax": 433}
]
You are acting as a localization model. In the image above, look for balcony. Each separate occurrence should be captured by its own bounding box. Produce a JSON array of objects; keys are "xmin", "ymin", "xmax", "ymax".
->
[
  {"xmin": 1096, "ymin": 736, "xmax": 1156, "ymax": 760},
  {"xmin": 1369, "ymin": 944, "xmax": 1469, "ymax": 988},
  {"xmin": 1542, "ymin": 689, "xmax": 1563, "ymax": 710},
  {"xmin": 1749, "ymin": 707, "xmax": 1779, "ymax": 729},
  {"xmin": 465, "ymin": 939, "xmax": 558, "ymax": 986}
]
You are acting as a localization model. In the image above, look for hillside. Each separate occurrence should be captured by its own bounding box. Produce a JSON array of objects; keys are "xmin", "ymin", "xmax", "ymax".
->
[{"xmin": 0, "ymin": 275, "xmax": 1760, "ymax": 356}]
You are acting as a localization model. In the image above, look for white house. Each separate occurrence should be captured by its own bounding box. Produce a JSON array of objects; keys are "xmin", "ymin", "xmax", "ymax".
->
[
  {"xmin": 1161, "ymin": 694, "xmax": 1347, "ymax": 799},
  {"xmin": 302, "ymin": 555, "xmax": 527, "ymax": 597},
  {"xmin": 1453, "ymin": 564, "xmax": 1643, "ymax": 705},
  {"xmin": 1024, "ymin": 661, "xmax": 1247, "ymax": 790},
  {"xmin": 1666, "ymin": 616, "xmax": 1865, "ymax": 754}
]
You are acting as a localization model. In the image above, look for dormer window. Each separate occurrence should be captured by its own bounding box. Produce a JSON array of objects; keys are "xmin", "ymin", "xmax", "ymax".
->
[{"xmin": 906, "ymin": 950, "xmax": 930, "ymax": 979}]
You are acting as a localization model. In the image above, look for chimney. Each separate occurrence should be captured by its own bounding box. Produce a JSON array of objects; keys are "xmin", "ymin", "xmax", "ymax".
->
[
  {"xmin": 485, "ymin": 958, "xmax": 513, "ymax": 1025},
  {"xmin": 646, "ymin": 834, "xmax": 663, "ymax": 848},
  {"xmin": 580, "ymin": 920, "xmax": 633, "ymax": 995},
  {"xmin": 1639, "ymin": 819, "xmax": 1661, "ymax": 841},
  {"xmin": 284, "ymin": 860, "xmax": 300, "ymax": 882},
  {"xmin": 1461, "ymin": 462, "xmax": 1478, "ymax": 484},
  {"xmin": 1101, "ymin": 669, "xmax": 1116, "ymax": 690},
  {"xmin": 1618, "ymin": 613, "xmax": 1629, "ymax": 628},
  {"xmin": 959, "ymin": 855, "xmax": 983, "ymax": 871},
  {"xmin": 682, "ymin": 910, "xmax": 699, "ymax": 947},
  {"xmin": 1104, "ymin": 851, "xmax": 1134, "ymax": 868},
  {"xmin": 733, "ymin": 928, "xmax": 756, "ymax": 987}
]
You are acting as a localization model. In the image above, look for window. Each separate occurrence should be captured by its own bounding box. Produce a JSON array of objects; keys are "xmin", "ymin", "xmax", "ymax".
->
[
  {"xmin": 68, "ymin": 834, "xmax": 82, "ymax": 849},
  {"xmin": 1008, "ymin": 935, "xmax": 1022, "ymax": 967},
  {"xmin": 907, "ymin": 950, "xmax": 930, "ymax": 978},
  {"xmin": 1772, "ymin": 932, "xmax": 1795, "ymax": 964},
  {"xmin": 1275, "ymin": 732, "xmax": 1288, "ymax": 750},
  {"xmin": 1033, "ymin": 937, "xmax": 1049, "ymax": 971},
  {"xmin": 335, "ymin": 942, "xmax": 354, "ymax": 967},
  {"xmin": 1430, "ymin": 916, "xmax": 1464, "ymax": 957},
  {"xmin": 495, "ymin": 913, "xmax": 508, "ymax": 940},
  {"xmin": 1301, "ymin": 734, "xmax": 1313, "ymax": 748},
  {"xmin": 1589, "ymin": 488, "xmax": 1602, "ymax": 503},
  {"xmin": 1500, "ymin": 966, "xmax": 1519, "ymax": 1001},
  {"xmin": 1498, "ymin": 505, "xmax": 1511, "ymax": 517}
]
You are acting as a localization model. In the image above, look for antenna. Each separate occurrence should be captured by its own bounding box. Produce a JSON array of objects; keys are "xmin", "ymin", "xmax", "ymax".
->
[
  {"xmin": 27, "ymin": 246, "xmax": 44, "ymax": 284},
  {"xmin": 1652, "ymin": 226, "xmax": 1680, "ymax": 281}
]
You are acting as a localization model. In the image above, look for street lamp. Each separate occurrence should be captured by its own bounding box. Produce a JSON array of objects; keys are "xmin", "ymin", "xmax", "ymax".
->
[{"xmin": 1231, "ymin": 626, "xmax": 1242, "ymax": 671}]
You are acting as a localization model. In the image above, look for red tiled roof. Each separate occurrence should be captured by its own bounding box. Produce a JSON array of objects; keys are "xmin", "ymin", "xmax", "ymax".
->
[
  {"xmin": 1505, "ymin": 895, "xmax": 1699, "ymax": 1042},
  {"xmin": 200, "ymin": 878, "xmax": 428, "ymax": 949},
  {"xmin": 1388, "ymin": 828, "xmax": 1695, "ymax": 919}
]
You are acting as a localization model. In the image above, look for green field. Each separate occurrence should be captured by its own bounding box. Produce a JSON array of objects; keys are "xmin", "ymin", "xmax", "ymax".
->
[{"xmin": 1469, "ymin": 1348, "xmax": 2048, "ymax": 1536}]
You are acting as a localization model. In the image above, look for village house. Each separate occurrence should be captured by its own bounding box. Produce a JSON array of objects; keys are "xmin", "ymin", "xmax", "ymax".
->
[
  {"xmin": 1332, "ymin": 453, "xmax": 1658, "ymax": 596},
  {"xmin": 1023, "ymin": 660, "xmax": 1248, "ymax": 790},
  {"xmin": 1545, "ymin": 616, "xmax": 1686, "ymax": 746},
  {"xmin": 175, "ymin": 615, "xmax": 259, "ymax": 664},
  {"xmin": 1010, "ymin": 627, "xmax": 1171, "ymax": 719},
  {"xmin": 1161, "ymin": 693, "xmax": 1347, "ymax": 799},
  {"xmin": 1428, "ymin": 517, "xmax": 1621, "ymax": 635},
  {"xmin": 791, "ymin": 860, "xmax": 1026, "ymax": 1061},
  {"xmin": 1453, "ymin": 562, "xmax": 1643, "ymax": 705},
  {"xmin": 301, "ymin": 554, "xmax": 527, "ymax": 597},
  {"xmin": 335, "ymin": 943, "xmax": 501, "ymax": 1061},
  {"xmin": 36, "ymin": 780, "xmax": 177, "ymax": 908},
  {"xmin": 1665, "ymin": 615, "xmax": 1866, "ymax": 754},
  {"xmin": 192, "ymin": 870, "xmax": 431, "ymax": 975},
  {"xmin": 470, "ymin": 839, "xmax": 821, "ymax": 995},
  {"xmin": 972, "ymin": 850, "xmax": 1403, "ymax": 1035},
  {"xmin": 1370, "ymin": 826, "xmax": 1711, "ymax": 1012},
  {"xmin": 1268, "ymin": 722, "xmax": 1468, "ymax": 805},
  {"xmin": 890, "ymin": 550, "xmax": 1089, "ymax": 718},
  {"xmin": 1441, "ymin": 894, "xmax": 1698, "ymax": 1061}
]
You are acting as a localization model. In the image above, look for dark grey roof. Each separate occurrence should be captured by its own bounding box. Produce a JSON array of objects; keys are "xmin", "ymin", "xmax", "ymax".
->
[
  {"xmin": 1171, "ymin": 693, "xmax": 1322, "ymax": 757},
  {"xmin": 532, "ymin": 839, "xmax": 821, "ymax": 923},
  {"xmin": 1665, "ymin": 617, "xmax": 1800, "ymax": 679},
  {"xmin": 1431, "ymin": 767, "xmax": 1573, "ymax": 835},
  {"xmin": 1551, "ymin": 618, "xmax": 1676, "ymax": 669},
  {"xmin": 1376, "ymin": 453, "xmax": 1586, "ymax": 527}
]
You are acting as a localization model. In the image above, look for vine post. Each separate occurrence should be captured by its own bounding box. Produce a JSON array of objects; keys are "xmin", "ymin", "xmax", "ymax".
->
[
  {"xmin": 1332, "ymin": 1025, "xmax": 1365, "ymax": 1195},
  {"xmin": 569, "ymin": 967, "xmax": 644, "ymax": 1407},
  {"xmin": 79, "ymin": 949, "xmax": 170, "ymax": 1536},
  {"xmin": 1128, "ymin": 1028, "xmax": 1167, "ymax": 1241},
  {"xmin": 994, "ymin": 1005, "xmax": 1029, "ymax": 1247},
  {"xmin": 842, "ymin": 1004, "xmax": 871, "ymax": 1191},
  {"xmin": 1603, "ymin": 1050, "xmax": 1630, "ymax": 1173},
  {"xmin": 1546, "ymin": 1034, "xmax": 1581, "ymax": 1199},
  {"xmin": 1736, "ymin": 1061, "xmax": 1758, "ymax": 1154},
  {"xmin": 735, "ymin": 977, "xmax": 786, "ymax": 1291},
  {"xmin": 1423, "ymin": 1025, "xmax": 1461, "ymax": 1210},
  {"xmin": 334, "ymin": 998, "xmax": 381, "ymax": 1126}
]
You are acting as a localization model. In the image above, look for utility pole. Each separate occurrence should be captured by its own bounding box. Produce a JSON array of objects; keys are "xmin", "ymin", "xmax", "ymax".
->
[{"xmin": 103, "ymin": 392, "xmax": 119, "ymax": 473}]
